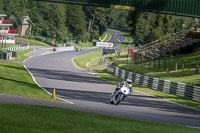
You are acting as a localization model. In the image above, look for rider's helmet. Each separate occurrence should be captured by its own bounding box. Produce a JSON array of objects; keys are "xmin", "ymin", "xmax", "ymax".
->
[{"xmin": 126, "ymin": 78, "xmax": 132, "ymax": 84}]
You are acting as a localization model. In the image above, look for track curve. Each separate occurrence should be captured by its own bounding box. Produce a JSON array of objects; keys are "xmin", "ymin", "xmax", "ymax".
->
[{"xmin": 24, "ymin": 31, "xmax": 200, "ymax": 128}]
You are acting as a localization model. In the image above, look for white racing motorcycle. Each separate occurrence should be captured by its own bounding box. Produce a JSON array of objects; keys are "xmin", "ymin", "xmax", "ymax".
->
[{"xmin": 110, "ymin": 83, "xmax": 132, "ymax": 105}]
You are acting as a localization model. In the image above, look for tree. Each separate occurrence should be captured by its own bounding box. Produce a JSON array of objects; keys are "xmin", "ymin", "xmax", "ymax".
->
[
  {"xmin": 0, "ymin": 0, "xmax": 5, "ymax": 13},
  {"xmin": 128, "ymin": 11, "xmax": 196, "ymax": 46},
  {"xmin": 4, "ymin": 0, "xmax": 30, "ymax": 27},
  {"xmin": 109, "ymin": 9, "xmax": 129, "ymax": 31},
  {"xmin": 30, "ymin": 1, "xmax": 69, "ymax": 43},
  {"xmin": 66, "ymin": 5, "xmax": 87, "ymax": 42},
  {"xmin": 83, "ymin": 6, "xmax": 112, "ymax": 41}
]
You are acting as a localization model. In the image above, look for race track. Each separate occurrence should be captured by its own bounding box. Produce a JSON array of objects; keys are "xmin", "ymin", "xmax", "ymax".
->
[{"xmin": 24, "ymin": 30, "xmax": 200, "ymax": 128}]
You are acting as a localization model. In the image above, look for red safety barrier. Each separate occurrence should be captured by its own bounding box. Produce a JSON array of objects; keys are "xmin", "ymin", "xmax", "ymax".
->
[
  {"xmin": 8, "ymin": 30, "xmax": 16, "ymax": 34},
  {"xmin": 134, "ymin": 52, "xmax": 138, "ymax": 59}
]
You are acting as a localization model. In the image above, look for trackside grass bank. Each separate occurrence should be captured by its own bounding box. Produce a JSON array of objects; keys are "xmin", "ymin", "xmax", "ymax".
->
[
  {"xmin": 73, "ymin": 51, "xmax": 103, "ymax": 69},
  {"xmin": 103, "ymin": 31, "xmax": 111, "ymax": 42},
  {"xmin": 12, "ymin": 48, "xmax": 33, "ymax": 62},
  {"xmin": 73, "ymin": 51, "xmax": 200, "ymax": 109},
  {"xmin": 73, "ymin": 31, "xmax": 111, "ymax": 49},
  {"xmin": 17, "ymin": 37, "xmax": 50, "ymax": 47},
  {"xmin": 0, "ymin": 104, "xmax": 199, "ymax": 133},
  {"xmin": 0, "ymin": 61, "xmax": 59, "ymax": 101},
  {"xmin": 108, "ymin": 52, "xmax": 200, "ymax": 86}
]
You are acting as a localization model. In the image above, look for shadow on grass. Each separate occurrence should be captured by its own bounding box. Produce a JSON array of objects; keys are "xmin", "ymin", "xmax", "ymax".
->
[
  {"xmin": 0, "ymin": 63, "xmax": 25, "ymax": 71},
  {"xmin": 0, "ymin": 76, "xmax": 39, "ymax": 88}
]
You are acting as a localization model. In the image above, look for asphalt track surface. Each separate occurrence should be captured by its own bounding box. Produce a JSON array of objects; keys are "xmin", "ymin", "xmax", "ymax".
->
[{"xmin": 6, "ymin": 31, "xmax": 200, "ymax": 128}]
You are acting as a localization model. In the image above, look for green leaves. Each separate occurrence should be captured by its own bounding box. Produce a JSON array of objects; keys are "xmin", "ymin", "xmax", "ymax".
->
[
  {"xmin": 128, "ymin": 12, "xmax": 196, "ymax": 46},
  {"xmin": 66, "ymin": 5, "xmax": 87, "ymax": 42}
]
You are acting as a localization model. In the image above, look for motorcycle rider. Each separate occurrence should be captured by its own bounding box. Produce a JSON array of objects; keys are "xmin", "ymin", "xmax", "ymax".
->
[{"xmin": 114, "ymin": 78, "xmax": 133, "ymax": 95}]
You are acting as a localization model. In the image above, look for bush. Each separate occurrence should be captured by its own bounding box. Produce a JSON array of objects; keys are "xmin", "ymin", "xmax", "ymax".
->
[{"xmin": 34, "ymin": 36, "xmax": 46, "ymax": 42}]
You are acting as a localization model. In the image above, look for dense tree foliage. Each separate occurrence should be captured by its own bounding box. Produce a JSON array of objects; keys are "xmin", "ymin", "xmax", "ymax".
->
[
  {"xmin": 109, "ymin": 9, "xmax": 129, "ymax": 31},
  {"xmin": 66, "ymin": 5, "xmax": 87, "ymax": 42},
  {"xmin": 83, "ymin": 6, "xmax": 112, "ymax": 41},
  {"xmin": 30, "ymin": 2, "xmax": 69, "ymax": 42},
  {"xmin": 0, "ymin": 0, "xmax": 197, "ymax": 45},
  {"xmin": 128, "ymin": 11, "xmax": 197, "ymax": 46},
  {"xmin": 0, "ymin": 0, "xmax": 111, "ymax": 43}
]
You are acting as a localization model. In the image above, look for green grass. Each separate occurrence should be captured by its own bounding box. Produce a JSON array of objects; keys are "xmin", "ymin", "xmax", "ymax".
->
[
  {"xmin": 100, "ymin": 32, "xmax": 107, "ymax": 41},
  {"xmin": 0, "ymin": 104, "xmax": 199, "ymax": 133},
  {"xmin": 0, "ymin": 48, "xmax": 10, "ymax": 53},
  {"xmin": 12, "ymin": 49, "xmax": 33, "ymax": 62},
  {"xmin": 74, "ymin": 42, "xmax": 94, "ymax": 49},
  {"xmin": 103, "ymin": 32, "xmax": 111, "ymax": 42},
  {"xmin": 0, "ymin": 61, "xmax": 60, "ymax": 101},
  {"xmin": 17, "ymin": 37, "xmax": 50, "ymax": 47},
  {"xmin": 108, "ymin": 52, "xmax": 200, "ymax": 86},
  {"xmin": 93, "ymin": 67, "xmax": 123, "ymax": 83},
  {"xmin": 73, "ymin": 51, "xmax": 103, "ymax": 69},
  {"xmin": 133, "ymin": 83, "xmax": 200, "ymax": 109},
  {"xmin": 1, "ymin": 44, "xmax": 20, "ymax": 48}
]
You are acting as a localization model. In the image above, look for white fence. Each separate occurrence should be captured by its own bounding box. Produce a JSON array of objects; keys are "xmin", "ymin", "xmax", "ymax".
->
[{"xmin": 5, "ymin": 45, "xmax": 29, "ymax": 51}]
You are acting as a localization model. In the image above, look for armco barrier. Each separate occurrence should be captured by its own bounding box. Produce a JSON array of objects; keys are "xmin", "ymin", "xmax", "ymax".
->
[
  {"xmin": 107, "ymin": 65, "xmax": 200, "ymax": 102},
  {"xmin": 5, "ymin": 45, "xmax": 29, "ymax": 51}
]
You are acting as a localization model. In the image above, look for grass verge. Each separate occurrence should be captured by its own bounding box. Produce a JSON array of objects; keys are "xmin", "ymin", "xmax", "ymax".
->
[
  {"xmin": 103, "ymin": 32, "xmax": 111, "ymax": 42},
  {"xmin": 0, "ymin": 104, "xmax": 199, "ymax": 133},
  {"xmin": 17, "ymin": 37, "xmax": 50, "ymax": 47},
  {"xmin": 74, "ymin": 42, "xmax": 94, "ymax": 49},
  {"xmin": 108, "ymin": 52, "xmax": 200, "ymax": 86},
  {"xmin": 73, "ymin": 51, "xmax": 102, "ymax": 69},
  {"xmin": 3, "ymin": 44, "xmax": 20, "ymax": 48},
  {"xmin": 0, "ymin": 61, "xmax": 60, "ymax": 101},
  {"xmin": 12, "ymin": 49, "xmax": 33, "ymax": 62}
]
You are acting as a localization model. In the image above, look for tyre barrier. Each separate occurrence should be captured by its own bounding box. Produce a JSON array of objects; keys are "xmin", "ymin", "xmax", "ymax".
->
[{"xmin": 107, "ymin": 65, "xmax": 200, "ymax": 102}]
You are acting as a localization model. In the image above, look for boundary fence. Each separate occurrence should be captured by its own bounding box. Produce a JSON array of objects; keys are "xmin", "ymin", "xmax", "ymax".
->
[
  {"xmin": 107, "ymin": 65, "xmax": 200, "ymax": 102},
  {"xmin": 5, "ymin": 45, "xmax": 29, "ymax": 51}
]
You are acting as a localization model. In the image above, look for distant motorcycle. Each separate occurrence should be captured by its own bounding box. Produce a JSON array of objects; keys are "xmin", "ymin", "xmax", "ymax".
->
[{"xmin": 110, "ymin": 83, "xmax": 132, "ymax": 105}]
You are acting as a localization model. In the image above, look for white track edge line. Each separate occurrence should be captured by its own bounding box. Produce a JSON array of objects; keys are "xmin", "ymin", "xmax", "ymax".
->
[
  {"xmin": 23, "ymin": 48, "xmax": 36, "ymax": 63},
  {"xmin": 23, "ymin": 47, "xmax": 74, "ymax": 104},
  {"xmin": 107, "ymin": 32, "xmax": 112, "ymax": 42},
  {"xmin": 23, "ymin": 64, "xmax": 74, "ymax": 105},
  {"xmin": 101, "ymin": 33, "xmax": 108, "ymax": 42}
]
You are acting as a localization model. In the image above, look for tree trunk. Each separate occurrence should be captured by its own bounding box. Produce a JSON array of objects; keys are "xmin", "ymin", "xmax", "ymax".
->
[
  {"xmin": 182, "ymin": 60, "xmax": 184, "ymax": 73},
  {"xmin": 88, "ymin": 20, "xmax": 92, "ymax": 32},
  {"xmin": 164, "ymin": 58, "xmax": 166, "ymax": 71},
  {"xmin": 175, "ymin": 60, "xmax": 178, "ymax": 71},
  {"xmin": 91, "ymin": 8, "xmax": 97, "ymax": 31},
  {"xmin": 195, "ymin": 62, "xmax": 200, "ymax": 74},
  {"xmin": 149, "ymin": 58, "xmax": 150, "ymax": 68}
]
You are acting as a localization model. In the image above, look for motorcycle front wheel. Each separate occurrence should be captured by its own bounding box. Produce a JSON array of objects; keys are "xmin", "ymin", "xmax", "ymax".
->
[
  {"xmin": 115, "ymin": 93, "xmax": 124, "ymax": 105},
  {"xmin": 110, "ymin": 99, "xmax": 114, "ymax": 104}
]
